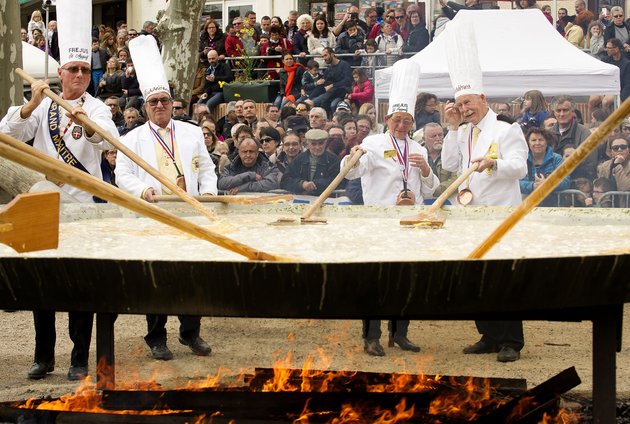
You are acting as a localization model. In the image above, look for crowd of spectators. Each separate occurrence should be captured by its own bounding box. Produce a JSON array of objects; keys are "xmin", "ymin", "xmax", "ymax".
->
[{"xmin": 24, "ymin": 4, "xmax": 630, "ymax": 208}]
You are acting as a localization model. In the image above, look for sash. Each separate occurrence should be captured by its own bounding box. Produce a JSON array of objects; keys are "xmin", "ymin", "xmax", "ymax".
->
[{"xmin": 48, "ymin": 101, "xmax": 106, "ymax": 203}]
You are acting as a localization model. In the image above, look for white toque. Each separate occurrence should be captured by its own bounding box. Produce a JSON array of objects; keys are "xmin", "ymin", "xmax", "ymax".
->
[
  {"xmin": 446, "ymin": 17, "xmax": 483, "ymax": 99},
  {"xmin": 57, "ymin": 0, "xmax": 92, "ymax": 66},
  {"xmin": 386, "ymin": 59, "xmax": 422, "ymax": 118},
  {"xmin": 128, "ymin": 35, "xmax": 170, "ymax": 100}
]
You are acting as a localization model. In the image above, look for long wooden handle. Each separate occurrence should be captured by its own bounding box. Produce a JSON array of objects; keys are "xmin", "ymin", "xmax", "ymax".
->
[
  {"xmin": 301, "ymin": 149, "xmax": 363, "ymax": 220},
  {"xmin": 468, "ymin": 97, "xmax": 630, "ymax": 259},
  {"xmin": 154, "ymin": 194, "xmax": 293, "ymax": 204},
  {"xmin": 0, "ymin": 132, "xmax": 288, "ymax": 261},
  {"xmin": 426, "ymin": 162, "xmax": 480, "ymax": 214},
  {"xmin": 15, "ymin": 68, "xmax": 219, "ymax": 223}
]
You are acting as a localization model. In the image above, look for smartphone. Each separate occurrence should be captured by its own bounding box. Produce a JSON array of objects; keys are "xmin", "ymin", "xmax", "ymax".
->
[{"xmin": 602, "ymin": 7, "xmax": 608, "ymax": 15}]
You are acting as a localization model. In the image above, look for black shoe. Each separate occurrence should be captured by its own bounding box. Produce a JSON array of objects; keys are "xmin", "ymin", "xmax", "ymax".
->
[
  {"xmin": 27, "ymin": 361, "xmax": 54, "ymax": 380},
  {"xmin": 364, "ymin": 339, "xmax": 385, "ymax": 357},
  {"xmin": 150, "ymin": 343, "xmax": 174, "ymax": 361},
  {"xmin": 392, "ymin": 335, "xmax": 421, "ymax": 352},
  {"xmin": 462, "ymin": 340, "xmax": 499, "ymax": 354},
  {"xmin": 497, "ymin": 346, "xmax": 520, "ymax": 362},
  {"xmin": 179, "ymin": 336, "xmax": 211, "ymax": 356},
  {"xmin": 67, "ymin": 366, "xmax": 88, "ymax": 381}
]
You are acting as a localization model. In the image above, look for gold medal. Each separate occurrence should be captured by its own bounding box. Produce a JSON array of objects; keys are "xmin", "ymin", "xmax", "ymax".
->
[{"xmin": 457, "ymin": 189, "xmax": 473, "ymax": 206}]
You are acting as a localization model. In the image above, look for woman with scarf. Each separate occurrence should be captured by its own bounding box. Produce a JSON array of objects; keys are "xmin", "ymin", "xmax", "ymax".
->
[{"xmin": 276, "ymin": 51, "xmax": 307, "ymax": 108}]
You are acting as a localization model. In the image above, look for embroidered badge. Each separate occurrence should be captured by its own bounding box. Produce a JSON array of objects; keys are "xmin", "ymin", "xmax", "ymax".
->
[
  {"xmin": 71, "ymin": 126, "xmax": 83, "ymax": 140},
  {"xmin": 191, "ymin": 155, "xmax": 200, "ymax": 173}
]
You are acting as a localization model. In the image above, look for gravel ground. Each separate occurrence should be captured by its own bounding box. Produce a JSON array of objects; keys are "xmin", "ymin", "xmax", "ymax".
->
[{"xmin": 0, "ymin": 307, "xmax": 628, "ymax": 408}]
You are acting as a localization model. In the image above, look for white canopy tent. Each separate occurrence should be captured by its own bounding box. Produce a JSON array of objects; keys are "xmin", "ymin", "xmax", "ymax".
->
[
  {"xmin": 22, "ymin": 41, "xmax": 60, "ymax": 84},
  {"xmin": 374, "ymin": 9, "xmax": 620, "ymax": 100}
]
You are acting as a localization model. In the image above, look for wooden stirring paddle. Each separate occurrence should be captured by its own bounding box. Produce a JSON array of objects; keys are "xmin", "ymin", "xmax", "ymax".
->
[
  {"xmin": 0, "ymin": 192, "xmax": 59, "ymax": 252},
  {"xmin": 400, "ymin": 162, "xmax": 479, "ymax": 227}
]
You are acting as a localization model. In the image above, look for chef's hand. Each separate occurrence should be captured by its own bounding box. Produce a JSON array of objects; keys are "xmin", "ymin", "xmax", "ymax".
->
[
  {"xmin": 21, "ymin": 79, "xmax": 50, "ymax": 119},
  {"xmin": 443, "ymin": 101, "xmax": 462, "ymax": 130},
  {"xmin": 143, "ymin": 188, "xmax": 158, "ymax": 203},
  {"xmin": 472, "ymin": 156, "xmax": 496, "ymax": 172},
  {"xmin": 409, "ymin": 153, "xmax": 430, "ymax": 177}
]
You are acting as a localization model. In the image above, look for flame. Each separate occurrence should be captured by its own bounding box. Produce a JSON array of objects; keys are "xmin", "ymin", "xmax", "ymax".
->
[
  {"xmin": 540, "ymin": 409, "xmax": 582, "ymax": 423},
  {"xmin": 428, "ymin": 376, "xmax": 501, "ymax": 421}
]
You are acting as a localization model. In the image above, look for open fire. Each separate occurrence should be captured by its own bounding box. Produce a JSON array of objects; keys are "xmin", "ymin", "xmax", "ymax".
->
[{"xmin": 0, "ymin": 352, "xmax": 581, "ymax": 424}]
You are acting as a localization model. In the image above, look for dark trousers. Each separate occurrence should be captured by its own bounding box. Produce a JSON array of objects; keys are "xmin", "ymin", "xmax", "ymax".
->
[
  {"xmin": 144, "ymin": 314, "xmax": 201, "ymax": 347},
  {"xmin": 362, "ymin": 319, "xmax": 410, "ymax": 340},
  {"xmin": 476, "ymin": 320, "xmax": 524, "ymax": 351},
  {"xmin": 33, "ymin": 310, "xmax": 94, "ymax": 367}
]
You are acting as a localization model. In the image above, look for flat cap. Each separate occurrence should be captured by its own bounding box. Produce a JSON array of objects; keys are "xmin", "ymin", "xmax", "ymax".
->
[{"xmin": 305, "ymin": 129, "xmax": 328, "ymax": 141}]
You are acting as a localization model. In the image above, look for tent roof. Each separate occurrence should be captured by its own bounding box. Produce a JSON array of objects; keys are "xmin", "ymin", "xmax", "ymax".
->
[
  {"xmin": 22, "ymin": 41, "xmax": 60, "ymax": 84},
  {"xmin": 374, "ymin": 9, "xmax": 620, "ymax": 99}
]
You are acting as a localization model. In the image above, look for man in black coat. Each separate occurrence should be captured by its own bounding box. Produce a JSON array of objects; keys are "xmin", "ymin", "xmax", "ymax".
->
[
  {"xmin": 199, "ymin": 49, "xmax": 234, "ymax": 112},
  {"xmin": 281, "ymin": 129, "xmax": 341, "ymax": 195}
]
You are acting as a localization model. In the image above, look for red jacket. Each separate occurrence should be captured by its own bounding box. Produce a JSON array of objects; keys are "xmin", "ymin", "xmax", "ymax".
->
[
  {"xmin": 225, "ymin": 34, "xmax": 244, "ymax": 57},
  {"xmin": 261, "ymin": 38, "xmax": 293, "ymax": 79},
  {"xmin": 349, "ymin": 79, "xmax": 374, "ymax": 106}
]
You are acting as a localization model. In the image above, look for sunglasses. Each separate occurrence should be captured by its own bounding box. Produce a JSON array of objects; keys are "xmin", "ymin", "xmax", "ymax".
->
[
  {"xmin": 260, "ymin": 137, "xmax": 275, "ymax": 143},
  {"xmin": 611, "ymin": 145, "xmax": 629, "ymax": 151},
  {"xmin": 146, "ymin": 97, "xmax": 172, "ymax": 107},
  {"xmin": 203, "ymin": 131, "xmax": 212, "ymax": 136},
  {"xmin": 173, "ymin": 106, "xmax": 184, "ymax": 110},
  {"xmin": 296, "ymin": 108, "xmax": 307, "ymax": 112},
  {"xmin": 395, "ymin": 15, "xmax": 404, "ymax": 19},
  {"xmin": 62, "ymin": 65, "xmax": 91, "ymax": 74},
  {"xmin": 614, "ymin": 14, "xmax": 624, "ymax": 17}
]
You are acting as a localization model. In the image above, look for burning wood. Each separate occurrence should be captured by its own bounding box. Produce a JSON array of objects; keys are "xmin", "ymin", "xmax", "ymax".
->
[{"xmin": 0, "ymin": 367, "xmax": 581, "ymax": 423}]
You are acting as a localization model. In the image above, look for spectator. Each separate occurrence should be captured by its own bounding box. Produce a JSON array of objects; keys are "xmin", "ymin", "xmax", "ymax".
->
[
  {"xmin": 551, "ymin": 95, "xmax": 597, "ymax": 181},
  {"xmin": 271, "ymin": 16, "xmax": 284, "ymax": 34},
  {"xmin": 333, "ymin": 5, "xmax": 370, "ymax": 37},
  {"xmin": 295, "ymin": 102, "xmax": 310, "ymax": 118},
  {"xmin": 261, "ymin": 25, "xmax": 293, "ymax": 79},
  {"xmin": 259, "ymin": 126, "xmax": 282, "ymax": 162},
  {"xmin": 116, "ymin": 48, "xmax": 129, "ymax": 70},
  {"xmin": 253, "ymin": 119, "xmax": 270, "ymax": 140},
  {"xmin": 364, "ymin": 8, "xmax": 379, "ymax": 35},
  {"xmin": 47, "ymin": 21, "xmax": 59, "ymax": 62},
  {"xmin": 260, "ymin": 16, "xmax": 271, "ymax": 36},
  {"xmin": 308, "ymin": 107, "xmax": 328, "ymax": 130},
  {"xmin": 327, "ymin": 125, "xmax": 346, "ymax": 157},
  {"xmin": 199, "ymin": 49, "xmax": 234, "ymax": 112},
  {"xmin": 276, "ymin": 130, "xmax": 303, "ymax": 173},
  {"xmin": 275, "ymin": 51, "xmax": 307, "ymax": 107},
  {"xmin": 20, "ymin": 28, "xmax": 28, "ymax": 43},
  {"xmin": 27, "ymin": 10, "xmax": 45, "ymax": 41},
  {"xmin": 101, "ymin": 149, "xmax": 117, "ymax": 187},
  {"xmin": 604, "ymin": 6, "xmax": 630, "ymax": 49},
  {"xmin": 374, "ymin": 21, "xmax": 403, "ymax": 67},
  {"xmin": 572, "ymin": 177, "xmax": 594, "ymax": 206},
  {"xmin": 285, "ymin": 10, "xmax": 299, "ymax": 41},
  {"xmin": 116, "ymin": 29, "xmax": 128, "ymax": 49},
  {"xmin": 359, "ymin": 103, "xmax": 385, "ymax": 134},
  {"xmin": 393, "ymin": 7, "xmax": 410, "ymax": 41},
  {"xmin": 101, "ymin": 31, "xmax": 118, "ymax": 57},
  {"xmin": 225, "ymin": 18, "xmax": 245, "ymax": 58},
  {"xmin": 118, "ymin": 107, "xmax": 143, "ymax": 135},
  {"xmin": 574, "ymin": 0, "xmax": 595, "ymax": 34},
  {"xmin": 592, "ymin": 177, "xmax": 615, "ymax": 206},
  {"xmin": 308, "ymin": 15, "xmax": 336, "ymax": 68},
  {"xmin": 264, "ymin": 104, "xmax": 281, "ymax": 127},
  {"xmin": 119, "ymin": 59, "xmax": 142, "ymax": 110},
  {"xmin": 96, "ymin": 57, "xmax": 124, "ymax": 100},
  {"xmin": 335, "ymin": 21, "xmax": 365, "ymax": 67},
  {"xmin": 541, "ymin": 5, "xmax": 554, "ymax": 24},
  {"xmin": 219, "ymin": 138, "xmax": 280, "ymax": 194},
  {"xmin": 301, "ymin": 59, "xmax": 325, "ymax": 102},
  {"xmin": 281, "ymin": 129, "xmax": 340, "ymax": 195},
  {"xmin": 90, "ymin": 37, "xmax": 110, "ymax": 95},
  {"xmin": 423, "ymin": 123, "xmax": 457, "ymax": 197},
  {"xmin": 244, "ymin": 10, "xmax": 261, "ymax": 41},
  {"xmin": 597, "ymin": 136, "xmax": 630, "ymax": 190},
  {"xmin": 171, "ymin": 99, "xmax": 193, "ymax": 123},
  {"xmin": 292, "ymin": 14, "xmax": 312, "ymax": 65},
  {"xmin": 241, "ymin": 99, "xmax": 259, "ymax": 130},
  {"xmin": 403, "ymin": 9, "xmax": 430, "ymax": 54},
  {"xmin": 516, "ymin": 0, "xmax": 539, "ymax": 10},
  {"xmin": 564, "ymin": 21, "xmax": 584, "ymax": 47},
  {"xmin": 496, "ymin": 102, "xmax": 513, "ymax": 119},
  {"xmin": 310, "ymin": 48, "xmax": 353, "ymax": 113},
  {"xmin": 543, "ymin": 115, "xmax": 558, "ymax": 130},
  {"xmin": 518, "ymin": 90, "xmax": 549, "ymax": 131},
  {"xmin": 360, "ymin": 39, "xmax": 384, "ymax": 80},
  {"xmin": 519, "ymin": 128, "xmax": 570, "ymax": 206},
  {"xmin": 414, "ymin": 93, "xmax": 441, "ymax": 131},
  {"xmin": 105, "ymin": 96, "xmax": 125, "ymax": 127},
  {"xmin": 355, "ymin": 114, "xmax": 372, "ymax": 144},
  {"xmin": 603, "ymin": 38, "xmax": 630, "ymax": 101},
  {"xmin": 346, "ymin": 68, "xmax": 374, "ymax": 112},
  {"xmin": 585, "ymin": 20, "xmax": 606, "ymax": 58},
  {"xmin": 199, "ymin": 19, "xmax": 226, "ymax": 63},
  {"xmin": 556, "ymin": 8, "xmax": 571, "ymax": 36}
]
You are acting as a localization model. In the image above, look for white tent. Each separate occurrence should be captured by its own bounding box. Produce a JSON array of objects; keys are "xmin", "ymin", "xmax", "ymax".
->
[
  {"xmin": 374, "ymin": 9, "xmax": 620, "ymax": 99},
  {"xmin": 22, "ymin": 41, "xmax": 60, "ymax": 83}
]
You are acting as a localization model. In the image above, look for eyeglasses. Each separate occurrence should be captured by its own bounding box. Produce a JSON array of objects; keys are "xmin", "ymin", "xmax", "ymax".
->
[
  {"xmin": 283, "ymin": 142, "xmax": 300, "ymax": 147},
  {"xmin": 62, "ymin": 65, "xmax": 91, "ymax": 74},
  {"xmin": 613, "ymin": 14, "xmax": 624, "ymax": 17},
  {"xmin": 146, "ymin": 97, "xmax": 172, "ymax": 107},
  {"xmin": 296, "ymin": 108, "xmax": 307, "ymax": 112},
  {"xmin": 386, "ymin": 15, "xmax": 394, "ymax": 19},
  {"xmin": 203, "ymin": 131, "xmax": 212, "ymax": 137},
  {"xmin": 622, "ymin": 126, "xmax": 630, "ymax": 130},
  {"xmin": 233, "ymin": 21, "xmax": 243, "ymax": 26},
  {"xmin": 173, "ymin": 106, "xmax": 184, "ymax": 110},
  {"xmin": 260, "ymin": 137, "xmax": 275, "ymax": 143},
  {"xmin": 395, "ymin": 15, "xmax": 405, "ymax": 19},
  {"xmin": 611, "ymin": 144, "xmax": 629, "ymax": 151},
  {"xmin": 128, "ymin": 32, "xmax": 138, "ymax": 37}
]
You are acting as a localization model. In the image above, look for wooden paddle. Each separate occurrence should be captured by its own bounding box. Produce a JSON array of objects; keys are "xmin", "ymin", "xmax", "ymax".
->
[
  {"xmin": 400, "ymin": 162, "xmax": 480, "ymax": 227},
  {"xmin": 0, "ymin": 132, "xmax": 290, "ymax": 262},
  {"xmin": 154, "ymin": 194, "xmax": 294, "ymax": 205},
  {"xmin": 270, "ymin": 148, "xmax": 364, "ymax": 225},
  {"xmin": 468, "ymin": 96, "xmax": 630, "ymax": 259},
  {"xmin": 0, "ymin": 191, "xmax": 59, "ymax": 252},
  {"xmin": 16, "ymin": 68, "xmax": 219, "ymax": 223}
]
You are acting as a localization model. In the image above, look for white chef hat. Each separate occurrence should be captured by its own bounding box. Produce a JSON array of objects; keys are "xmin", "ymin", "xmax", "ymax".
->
[
  {"xmin": 446, "ymin": 17, "xmax": 483, "ymax": 99},
  {"xmin": 56, "ymin": 0, "xmax": 92, "ymax": 66},
  {"xmin": 128, "ymin": 35, "xmax": 170, "ymax": 100},
  {"xmin": 386, "ymin": 59, "xmax": 421, "ymax": 118}
]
